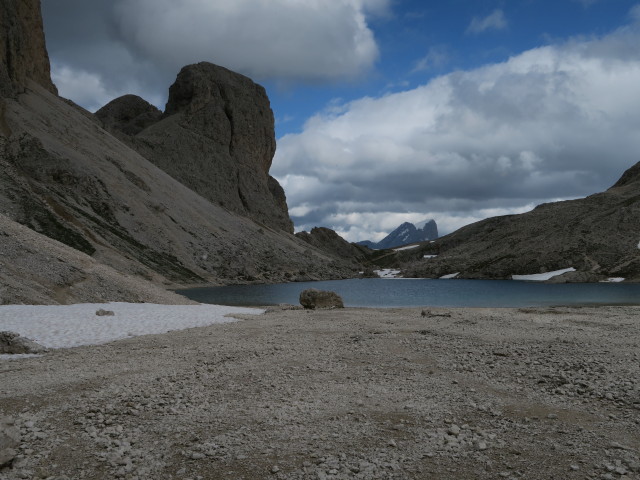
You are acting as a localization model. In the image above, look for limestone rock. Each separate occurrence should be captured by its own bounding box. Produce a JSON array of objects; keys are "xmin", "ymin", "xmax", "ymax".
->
[
  {"xmin": 299, "ymin": 289, "xmax": 344, "ymax": 310},
  {"xmin": 358, "ymin": 220, "xmax": 439, "ymax": 250},
  {"xmin": 102, "ymin": 62, "xmax": 293, "ymax": 233},
  {"xmin": 95, "ymin": 95, "xmax": 162, "ymax": 136},
  {"xmin": 0, "ymin": 417, "xmax": 20, "ymax": 468},
  {"xmin": 0, "ymin": 0, "xmax": 57, "ymax": 97},
  {"xmin": 0, "ymin": 331, "xmax": 47, "ymax": 354}
]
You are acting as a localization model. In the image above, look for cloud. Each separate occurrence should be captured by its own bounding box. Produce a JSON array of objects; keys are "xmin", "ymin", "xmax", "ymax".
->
[
  {"xmin": 273, "ymin": 23, "xmax": 640, "ymax": 241},
  {"xmin": 467, "ymin": 9, "xmax": 508, "ymax": 34},
  {"xmin": 43, "ymin": 0, "xmax": 386, "ymax": 110},
  {"xmin": 412, "ymin": 46, "xmax": 450, "ymax": 73}
]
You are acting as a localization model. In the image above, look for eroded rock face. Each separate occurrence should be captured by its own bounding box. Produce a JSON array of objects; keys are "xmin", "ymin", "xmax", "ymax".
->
[
  {"xmin": 0, "ymin": 0, "xmax": 57, "ymax": 97},
  {"xmin": 100, "ymin": 62, "xmax": 293, "ymax": 233},
  {"xmin": 299, "ymin": 288, "xmax": 344, "ymax": 310}
]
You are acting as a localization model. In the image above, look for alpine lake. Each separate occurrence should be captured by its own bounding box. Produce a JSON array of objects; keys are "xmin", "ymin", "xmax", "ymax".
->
[{"xmin": 177, "ymin": 278, "xmax": 640, "ymax": 308}]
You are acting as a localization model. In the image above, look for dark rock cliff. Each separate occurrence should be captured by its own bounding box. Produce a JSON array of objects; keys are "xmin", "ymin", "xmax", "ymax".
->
[
  {"xmin": 96, "ymin": 63, "xmax": 293, "ymax": 233},
  {"xmin": 0, "ymin": 0, "xmax": 359, "ymax": 304},
  {"xmin": 0, "ymin": 0, "xmax": 57, "ymax": 97}
]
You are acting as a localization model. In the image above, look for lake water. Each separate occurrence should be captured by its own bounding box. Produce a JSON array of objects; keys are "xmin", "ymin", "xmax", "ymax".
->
[{"xmin": 177, "ymin": 278, "xmax": 640, "ymax": 308}]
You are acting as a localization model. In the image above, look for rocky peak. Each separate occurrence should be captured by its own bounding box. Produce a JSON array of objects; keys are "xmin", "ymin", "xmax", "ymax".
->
[
  {"xmin": 0, "ymin": 0, "xmax": 57, "ymax": 98},
  {"xmin": 98, "ymin": 61, "xmax": 292, "ymax": 232},
  {"xmin": 95, "ymin": 95, "xmax": 162, "ymax": 136}
]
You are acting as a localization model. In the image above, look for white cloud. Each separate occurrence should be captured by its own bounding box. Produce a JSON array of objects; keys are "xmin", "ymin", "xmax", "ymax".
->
[
  {"xmin": 631, "ymin": 4, "xmax": 640, "ymax": 22},
  {"xmin": 112, "ymin": 0, "xmax": 385, "ymax": 83},
  {"xmin": 467, "ymin": 9, "xmax": 508, "ymax": 34},
  {"xmin": 51, "ymin": 64, "xmax": 116, "ymax": 111},
  {"xmin": 274, "ymin": 23, "xmax": 640, "ymax": 241}
]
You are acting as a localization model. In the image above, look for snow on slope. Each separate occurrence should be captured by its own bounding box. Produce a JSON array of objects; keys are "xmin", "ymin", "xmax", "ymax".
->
[
  {"xmin": 511, "ymin": 268, "xmax": 576, "ymax": 281},
  {"xmin": 0, "ymin": 303, "xmax": 262, "ymax": 350}
]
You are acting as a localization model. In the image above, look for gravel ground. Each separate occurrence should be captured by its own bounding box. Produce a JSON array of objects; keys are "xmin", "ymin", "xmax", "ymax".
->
[{"xmin": 1, "ymin": 306, "xmax": 639, "ymax": 479}]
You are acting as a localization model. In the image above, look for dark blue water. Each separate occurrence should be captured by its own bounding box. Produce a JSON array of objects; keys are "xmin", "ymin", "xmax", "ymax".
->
[{"xmin": 177, "ymin": 278, "xmax": 640, "ymax": 308}]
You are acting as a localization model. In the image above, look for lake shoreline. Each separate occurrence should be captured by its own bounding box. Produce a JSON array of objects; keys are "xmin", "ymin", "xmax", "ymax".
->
[{"xmin": 1, "ymin": 305, "xmax": 638, "ymax": 479}]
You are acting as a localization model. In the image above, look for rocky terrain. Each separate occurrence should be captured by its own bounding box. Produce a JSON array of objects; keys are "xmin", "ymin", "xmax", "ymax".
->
[
  {"xmin": 0, "ymin": 0, "xmax": 361, "ymax": 304},
  {"xmin": 358, "ymin": 221, "xmax": 438, "ymax": 250},
  {"xmin": 1, "ymin": 306, "xmax": 638, "ymax": 479},
  {"xmin": 387, "ymin": 166, "xmax": 640, "ymax": 281}
]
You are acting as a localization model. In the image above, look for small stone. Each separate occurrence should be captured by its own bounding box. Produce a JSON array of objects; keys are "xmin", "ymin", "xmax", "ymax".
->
[
  {"xmin": 448, "ymin": 424, "xmax": 461, "ymax": 436},
  {"xmin": 271, "ymin": 466, "xmax": 280, "ymax": 474},
  {"xmin": 477, "ymin": 441, "xmax": 488, "ymax": 451},
  {"xmin": 570, "ymin": 465, "xmax": 580, "ymax": 471},
  {"xmin": 96, "ymin": 309, "xmax": 115, "ymax": 316},
  {"xmin": 191, "ymin": 452, "xmax": 205, "ymax": 460},
  {"xmin": 388, "ymin": 439, "xmax": 397, "ymax": 447}
]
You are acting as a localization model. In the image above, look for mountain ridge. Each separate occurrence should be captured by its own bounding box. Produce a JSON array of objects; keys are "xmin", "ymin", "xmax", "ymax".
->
[{"xmin": 358, "ymin": 220, "xmax": 438, "ymax": 250}]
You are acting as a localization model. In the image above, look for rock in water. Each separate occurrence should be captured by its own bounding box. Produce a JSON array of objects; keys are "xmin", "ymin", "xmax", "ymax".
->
[
  {"xmin": 299, "ymin": 289, "xmax": 344, "ymax": 310},
  {"xmin": 0, "ymin": 331, "xmax": 48, "ymax": 354}
]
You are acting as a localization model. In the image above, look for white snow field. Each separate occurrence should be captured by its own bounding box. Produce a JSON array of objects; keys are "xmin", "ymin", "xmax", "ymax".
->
[
  {"xmin": 0, "ymin": 303, "xmax": 263, "ymax": 350},
  {"xmin": 393, "ymin": 245, "xmax": 420, "ymax": 252},
  {"xmin": 440, "ymin": 273, "xmax": 460, "ymax": 279},
  {"xmin": 375, "ymin": 269, "xmax": 401, "ymax": 278},
  {"xmin": 511, "ymin": 267, "xmax": 576, "ymax": 281}
]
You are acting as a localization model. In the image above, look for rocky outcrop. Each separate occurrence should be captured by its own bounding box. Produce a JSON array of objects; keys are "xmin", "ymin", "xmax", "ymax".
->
[
  {"xmin": 0, "ymin": 0, "xmax": 57, "ymax": 97},
  {"xmin": 98, "ymin": 63, "xmax": 293, "ymax": 233},
  {"xmin": 0, "ymin": 1, "xmax": 362, "ymax": 303},
  {"xmin": 359, "ymin": 220, "xmax": 439, "ymax": 250},
  {"xmin": 0, "ymin": 331, "xmax": 47, "ymax": 354},
  {"xmin": 95, "ymin": 95, "xmax": 162, "ymax": 136},
  {"xmin": 401, "ymin": 162, "xmax": 640, "ymax": 281},
  {"xmin": 296, "ymin": 227, "xmax": 370, "ymax": 263},
  {"xmin": 299, "ymin": 289, "xmax": 344, "ymax": 309}
]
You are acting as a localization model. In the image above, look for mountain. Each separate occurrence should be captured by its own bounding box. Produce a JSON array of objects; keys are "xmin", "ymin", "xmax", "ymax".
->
[
  {"xmin": 358, "ymin": 220, "xmax": 438, "ymax": 250},
  {"xmin": 0, "ymin": 0, "xmax": 360, "ymax": 304},
  {"xmin": 400, "ymin": 166, "xmax": 640, "ymax": 282}
]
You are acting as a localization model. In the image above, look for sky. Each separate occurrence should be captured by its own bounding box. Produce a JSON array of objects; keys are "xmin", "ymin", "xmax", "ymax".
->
[{"xmin": 41, "ymin": 0, "xmax": 640, "ymax": 242}]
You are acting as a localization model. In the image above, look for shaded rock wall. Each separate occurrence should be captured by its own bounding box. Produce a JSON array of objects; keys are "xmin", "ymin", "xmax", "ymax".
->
[
  {"xmin": 97, "ymin": 63, "xmax": 293, "ymax": 233},
  {"xmin": 0, "ymin": 0, "xmax": 57, "ymax": 97}
]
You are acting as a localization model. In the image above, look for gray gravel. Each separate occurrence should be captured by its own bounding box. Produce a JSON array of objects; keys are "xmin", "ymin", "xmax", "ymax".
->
[{"xmin": 1, "ymin": 306, "xmax": 639, "ymax": 479}]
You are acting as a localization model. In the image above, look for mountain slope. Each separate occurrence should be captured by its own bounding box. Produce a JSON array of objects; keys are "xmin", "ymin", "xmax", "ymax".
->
[
  {"xmin": 0, "ymin": 0, "xmax": 360, "ymax": 304},
  {"xmin": 401, "ymin": 166, "xmax": 640, "ymax": 281}
]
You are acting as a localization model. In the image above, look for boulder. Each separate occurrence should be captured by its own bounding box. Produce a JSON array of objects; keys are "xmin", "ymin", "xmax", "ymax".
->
[
  {"xmin": 0, "ymin": 417, "xmax": 20, "ymax": 468},
  {"xmin": 0, "ymin": 331, "xmax": 47, "ymax": 354},
  {"xmin": 299, "ymin": 289, "xmax": 344, "ymax": 310}
]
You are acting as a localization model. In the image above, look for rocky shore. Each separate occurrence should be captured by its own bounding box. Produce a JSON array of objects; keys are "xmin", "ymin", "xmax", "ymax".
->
[{"xmin": 1, "ymin": 305, "xmax": 638, "ymax": 479}]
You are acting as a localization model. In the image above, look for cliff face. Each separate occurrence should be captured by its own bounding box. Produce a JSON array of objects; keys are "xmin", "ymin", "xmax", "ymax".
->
[
  {"xmin": 0, "ymin": 1, "xmax": 358, "ymax": 304},
  {"xmin": 401, "ymin": 163, "xmax": 640, "ymax": 281},
  {"xmin": 0, "ymin": 0, "xmax": 57, "ymax": 97},
  {"xmin": 96, "ymin": 63, "xmax": 293, "ymax": 233}
]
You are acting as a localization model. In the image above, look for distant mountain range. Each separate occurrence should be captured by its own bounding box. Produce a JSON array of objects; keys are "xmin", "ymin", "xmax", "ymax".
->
[{"xmin": 358, "ymin": 220, "xmax": 438, "ymax": 250}]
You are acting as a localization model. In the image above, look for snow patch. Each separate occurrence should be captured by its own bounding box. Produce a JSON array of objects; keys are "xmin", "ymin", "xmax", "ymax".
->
[
  {"xmin": 393, "ymin": 245, "xmax": 419, "ymax": 252},
  {"xmin": 423, "ymin": 255, "xmax": 438, "ymax": 259},
  {"xmin": 440, "ymin": 272, "xmax": 459, "ymax": 279},
  {"xmin": 0, "ymin": 303, "xmax": 263, "ymax": 350},
  {"xmin": 375, "ymin": 269, "xmax": 401, "ymax": 278},
  {"xmin": 512, "ymin": 268, "xmax": 576, "ymax": 281},
  {"xmin": 601, "ymin": 277, "xmax": 625, "ymax": 283}
]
